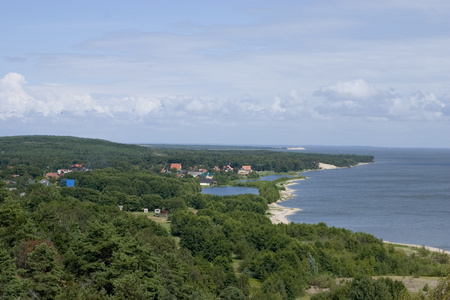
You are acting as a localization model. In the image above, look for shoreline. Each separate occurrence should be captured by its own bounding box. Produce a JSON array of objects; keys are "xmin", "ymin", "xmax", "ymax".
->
[
  {"xmin": 266, "ymin": 161, "xmax": 365, "ymax": 224},
  {"xmin": 267, "ymin": 163, "xmax": 450, "ymax": 254},
  {"xmin": 267, "ymin": 179, "xmax": 303, "ymax": 224},
  {"xmin": 384, "ymin": 241, "xmax": 450, "ymax": 255}
]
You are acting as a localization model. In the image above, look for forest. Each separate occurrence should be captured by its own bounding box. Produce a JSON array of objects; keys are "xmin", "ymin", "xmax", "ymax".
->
[{"xmin": 1, "ymin": 136, "xmax": 449, "ymax": 299}]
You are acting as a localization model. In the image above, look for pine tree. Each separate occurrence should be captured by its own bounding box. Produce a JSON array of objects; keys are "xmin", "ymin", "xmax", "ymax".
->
[
  {"xmin": 0, "ymin": 248, "xmax": 22, "ymax": 299},
  {"xmin": 24, "ymin": 243, "xmax": 63, "ymax": 300}
]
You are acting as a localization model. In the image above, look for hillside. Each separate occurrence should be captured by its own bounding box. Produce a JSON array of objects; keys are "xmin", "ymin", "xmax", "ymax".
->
[
  {"xmin": 0, "ymin": 135, "xmax": 374, "ymax": 177},
  {"xmin": 0, "ymin": 135, "xmax": 153, "ymax": 170}
]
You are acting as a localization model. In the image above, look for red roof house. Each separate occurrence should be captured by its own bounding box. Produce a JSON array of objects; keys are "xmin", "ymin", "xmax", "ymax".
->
[
  {"xmin": 170, "ymin": 163, "xmax": 182, "ymax": 171},
  {"xmin": 45, "ymin": 172, "xmax": 60, "ymax": 180}
]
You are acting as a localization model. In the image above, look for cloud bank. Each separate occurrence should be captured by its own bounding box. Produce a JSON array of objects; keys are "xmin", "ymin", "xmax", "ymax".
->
[{"xmin": 1, "ymin": 73, "xmax": 447, "ymax": 127}]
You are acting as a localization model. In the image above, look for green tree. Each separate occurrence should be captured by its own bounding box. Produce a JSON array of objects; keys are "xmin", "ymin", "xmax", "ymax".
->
[
  {"xmin": 0, "ymin": 198, "xmax": 35, "ymax": 247},
  {"xmin": 111, "ymin": 272, "xmax": 160, "ymax": 300},
  {"xmin": 0, "ymin": 247, "xmax": 22, "ymax": 299},
  {"xmin": 23, "ymin": 243, "xmax": 64, "ymax": 300},
  {"xmin": 219, "ymin": 286, "xmax": 245, "ymax": 300}
]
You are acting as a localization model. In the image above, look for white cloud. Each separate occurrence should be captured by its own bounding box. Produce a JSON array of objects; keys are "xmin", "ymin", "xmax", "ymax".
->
[
  {"xmin": 0, "ymin": 72, "xmax": 35, "ymax": 120},
  {"xmin": 270, "ymin": 97, "xmax": 286, "ymax": 114},
  {"xmin": 313, "ymin": 79, "xmax": 448, "ymax": 121},
  {"xmin": 115, "ymin": 97, "xmax": 161, "ymax": 116},
  {"xmin": 315, "ymin": 79, "xmax": 381, "ymax": 101},
  {"xmin": 1, "ymin": 72, "xmax": 448, "ymax": 135},
  {"xmin": 0, "ymin": 73, "xmax": 111, "ymax": 119},
  {"xmin": 388, "ymin": 92, "xmax": 445, "ymax": 120}
]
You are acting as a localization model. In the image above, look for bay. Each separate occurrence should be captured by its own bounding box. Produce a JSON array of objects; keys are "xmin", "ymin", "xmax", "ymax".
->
[{"xmin": 282, "ymin": 147, "xmax": 450, "ymax": 251}]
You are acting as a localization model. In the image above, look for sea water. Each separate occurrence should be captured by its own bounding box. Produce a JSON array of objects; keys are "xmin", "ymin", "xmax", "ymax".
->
[{"xmin": 282, "ymin": 147, "xmax": 450, "ymax": 251}]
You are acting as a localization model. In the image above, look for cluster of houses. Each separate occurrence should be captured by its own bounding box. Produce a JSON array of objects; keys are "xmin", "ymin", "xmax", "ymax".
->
[
  {"xmin": 4, "ymin": 164, "xmax": 89, "ymax": 188},
  {"xmin": 5, "ymin": 162, "xmax": 253, "ymax": 189},
  {"xmin": 39, "ymin": 164, "xmax": 89, "ymax": 187},
  {"xmin": 161, "ymin": 163, "xmax": 253, "ymax": 186}
]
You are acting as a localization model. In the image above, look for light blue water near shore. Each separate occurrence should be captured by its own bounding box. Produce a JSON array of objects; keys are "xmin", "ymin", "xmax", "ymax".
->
[{"xmin": 282, "ymin": 147, "xmax": 450, "ymax": 251}]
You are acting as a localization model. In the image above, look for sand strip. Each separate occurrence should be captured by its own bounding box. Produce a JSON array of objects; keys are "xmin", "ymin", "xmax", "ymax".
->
[
  {"xmin": 384, "ymin": 241, "xmax": 450, "ymax": 255},
  {"xmin": 267, "ymin": 180, "xmax": 303, "ymax": 224}
]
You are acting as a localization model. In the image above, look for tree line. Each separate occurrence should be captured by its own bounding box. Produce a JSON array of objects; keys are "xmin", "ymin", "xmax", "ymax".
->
[{"xmin": 0, "ymin": 136, "xmax": 374, "ymax": 184}]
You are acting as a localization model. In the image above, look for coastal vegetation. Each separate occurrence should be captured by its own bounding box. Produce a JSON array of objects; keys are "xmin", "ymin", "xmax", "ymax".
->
[{"xmin": 1, "ymin": 135, "xmax": 448, "ymax": 299}]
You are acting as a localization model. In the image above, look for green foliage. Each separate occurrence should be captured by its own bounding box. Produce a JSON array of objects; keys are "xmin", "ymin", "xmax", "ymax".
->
[
  {"xmin": 0, "ymin": 135, "xmax": 373, "ymax": 182},
  {"xmin": 1, "ymin": 136, "xmax": 448, "ymax": 300},
  {"xmin": 430, "ymin": 276, "xmax": 450, "ymax": 300},
  {"xmin": 240, "ymin": 180, "xmax": 280, "ymax": 203},
  {"xmin": 0, "ymin": 248, "xmax": 22, "ymax": 298},
  {"xmin": 23, "ymin": 243, "xmax": 64, "ymax": 300},
  {"xmin": 0, "ymin": 198, "xmax": 35, "ymax": 247},
  {"xmin": 312, "ymin": 276, "xmax": 408, "ymax": 300}
]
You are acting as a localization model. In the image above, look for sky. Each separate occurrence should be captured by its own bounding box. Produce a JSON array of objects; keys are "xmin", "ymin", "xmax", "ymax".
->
[{"xmin": 1, "ymin": 0, "xmax": 449, "ymax": 148}]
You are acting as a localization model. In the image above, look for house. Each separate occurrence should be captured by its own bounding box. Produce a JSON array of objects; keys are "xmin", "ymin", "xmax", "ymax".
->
[
  {"xmin": 214, "ymin": 166, "xmax": 221, "ymax": 171},
  {"xmin": 71, "ymin": 164, "xmax": 90, "ymax": 172},
  {"xmin": 238, "ymin": 165, "xmax": 252, "ymax": 175},
  {"xmin": 71, "ymin": 164, "xmax": 83, "ymax": 169},
  {"xmin": 199, "ymin": 172, "xmax": 214, "ymax": 179},
  {"xmin": 60, "ymin": 179, "xmax": 75, "ymax": 187},
  {"xmin": 242, "ymin": 165, "xmax": 252, "ymax": 172},
  {"xmin": 187, "ymin": 171, "xmax": 205, "ymax": 178},
  {"xmin": 45, "ymin": 172, "xmax": 60, "ymax": 180},
  {"xmin": 223, "ymin": 165, "xmax": 234, "ymax": 172},
  {"xmin": 170, "ymin": 163, "xmax": 182, "ymax": 171},
  {"xmin": 39, "ymin": 179, "xmax": 52, "ymax": 187},
  {"xmin": 57, "ymin": 169, "xmax": 72, "ymax": 175},
  {"xmin": 198, "ymin": 178, "xmax": 215, "ymax": 186}
]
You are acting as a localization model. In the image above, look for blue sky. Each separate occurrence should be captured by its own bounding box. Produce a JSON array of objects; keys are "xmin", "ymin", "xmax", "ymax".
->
[{"xmin": 1, "ymin": 1, "xmax": 449, "ymax": 147}]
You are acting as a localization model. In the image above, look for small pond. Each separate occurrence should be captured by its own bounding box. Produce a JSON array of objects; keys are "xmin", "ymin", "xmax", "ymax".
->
[
  {"xmin": 201, "ymin": 186, "xmax": 259, "ymax": 196},
  {"xmin": 239, "ymin": 174, "xmax": 293, "ymax": 183},
  {"xmin": 201, "ymin": 174, "xmax": 294, "ymax": 196}
]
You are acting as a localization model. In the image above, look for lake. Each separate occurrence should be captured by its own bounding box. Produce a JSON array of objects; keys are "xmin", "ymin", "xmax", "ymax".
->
[
  {"xmin": 202, "ymin": 174, "xmax": 291, "ymax": 195},
  {"xmin": 201, "ymin": 186, "xmax": 259, "ymax": 196}
]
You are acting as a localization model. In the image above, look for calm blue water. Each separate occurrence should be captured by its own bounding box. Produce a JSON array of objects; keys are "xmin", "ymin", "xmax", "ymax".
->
[
  {"xmin": 239, "ymin": 174, "xmax": 293, "ymax": 183},
  {"xmin": 282, "ymin": 147, "xmax": 450, "ymax": 251},
  {"xmin": 203, "ymin": 175, "xmax": 290, "ymax": 194},
  {"xmin": 202, "ymin": 186, "xmax": 259, "ymax": 196}
]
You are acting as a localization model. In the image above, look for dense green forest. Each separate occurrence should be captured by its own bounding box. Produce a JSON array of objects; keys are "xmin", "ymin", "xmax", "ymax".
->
[
  {"xmin": 1, "ymin": 136, "xmax": 449, "ymax": 299},
  {"xmin": 0, "ymin": 135, "xmax": 373, "ymax": 177}
]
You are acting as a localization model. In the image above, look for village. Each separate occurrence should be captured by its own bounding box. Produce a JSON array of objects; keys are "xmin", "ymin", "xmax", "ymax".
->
[
  {"xmin": 4, "ymin": 161, "xmax": 254, "ymax": 190},
  {"xmin": 161, "ymin": 163, "xmax": 253, "ymax": 186}
]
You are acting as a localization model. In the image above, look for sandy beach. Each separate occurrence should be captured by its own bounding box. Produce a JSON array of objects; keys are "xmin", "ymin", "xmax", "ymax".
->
[
  {"xmin": 267, "ymin": 162, "xmax": 340, "ymax": 224},
  {"xmin": 384, "ymin": 241, "xmax": 450, "ymax": 255},
  {"xmin": 267, "ymin": 180, "xmax": 303, "ymax": 224}
]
